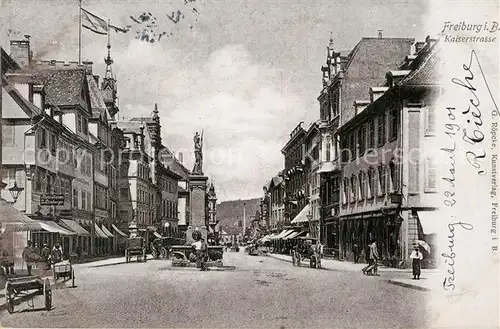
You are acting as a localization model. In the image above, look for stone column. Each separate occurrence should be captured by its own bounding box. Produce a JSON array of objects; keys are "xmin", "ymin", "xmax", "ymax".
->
[{"xmin": 188, "ymin": 175, "xmax": 208, "ymax": 229}]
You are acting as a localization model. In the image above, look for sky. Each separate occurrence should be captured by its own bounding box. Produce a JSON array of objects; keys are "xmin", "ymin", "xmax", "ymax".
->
[{"xmin": 1, "ymin": 0, "xmax": 429, "ymax": 201}]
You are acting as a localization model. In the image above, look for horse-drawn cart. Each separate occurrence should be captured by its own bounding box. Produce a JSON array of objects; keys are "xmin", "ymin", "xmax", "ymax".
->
[
  {"xmin": 292, "ymin": 237, "xmax": 322, "ymax": 269},
  {"xmin": 125, "ymin": 237, "xmax": 147, "ymax": 263},
  {"xmin": 4, "ymin": 276, "xmax": 52, "ymax": 314}
]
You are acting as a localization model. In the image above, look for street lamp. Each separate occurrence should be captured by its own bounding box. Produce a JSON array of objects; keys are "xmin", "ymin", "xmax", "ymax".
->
[{"xmin": 9, "ymin": 182, "xmax": 24, "ymax": 203}]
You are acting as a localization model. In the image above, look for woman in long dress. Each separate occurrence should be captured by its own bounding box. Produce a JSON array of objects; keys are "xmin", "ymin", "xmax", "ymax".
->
[{"xmin": 410, "ymin": 246, "xmax": 423, "ymax": 280}]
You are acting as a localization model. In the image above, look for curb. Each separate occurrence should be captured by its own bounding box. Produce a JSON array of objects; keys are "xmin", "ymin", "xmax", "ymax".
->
[
  {"xmin": 387, "ymin": 279, "xmax": 431, "ymax": 292},
  {"xmin": 82, "ymin": 256, "xmax": 154, "ymax": 268},
  {"xmin": 267, "ymin": 254, "xmax": 337, "ymax": 272}
]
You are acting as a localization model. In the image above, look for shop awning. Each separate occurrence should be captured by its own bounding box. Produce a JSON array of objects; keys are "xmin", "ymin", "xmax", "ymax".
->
[
  {"xmin": 94, "ymin": 224, "xmax": 108, "ymax": 238},
  {"xmin": 281, "ymin": 230, "xmax": 298, "ymax": 239},
  {"xmin": 39, "ymin": 221, "xmax": 76, "ymax": 236},
  {"xmin": 60, "ymin": 219, "xmax": 90, "ymax": 236},
  {"xmin": 271, "ymin": 230, "xmax": 287, "ymax": 240},
  {"xmin": 291, "ymin": 204, "xmax": 310, "ymax": 224},
  {"xmin": 272, "ymin": 229, "xmax": 294, "ymax": 240},
  {"xmin": 101, "ymin": 225, "xmax": 115, "ymax": 238},
  {"xmin": 0, "ymin": 199, "xmax": 42, "ymax": 232},
  {"xmin": 418, "ymin": 211, "xmax": 439, "ymax": 235},
  {"xmin": 112, "ymin": 224, "xmax": 128, "ymax": 237},
  {"xmin": 153, "ymin": 231, "xmax": 162, "ymax": 238},
  {"xmin": 284, "ymin": 231, "xmax": 306, "ymax": 240}
]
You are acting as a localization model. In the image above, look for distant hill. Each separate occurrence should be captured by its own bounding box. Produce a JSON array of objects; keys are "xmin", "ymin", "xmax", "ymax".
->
[{"xmin": 217, "ymin": 198, "xmax": 261, "ymax": 235}]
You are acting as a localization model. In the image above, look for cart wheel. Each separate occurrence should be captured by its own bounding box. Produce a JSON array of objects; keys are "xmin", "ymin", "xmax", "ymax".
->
[
  {"xmin": 71, "ymin": 269, "xmax": 75, "ymax": 288},
  {"xmin": 5, "ymin": 282, "xmax": 14, "ymax": 314},
  {"xmin": 43, "ymin": 280, "xmax": 52, "ymax": 311}
]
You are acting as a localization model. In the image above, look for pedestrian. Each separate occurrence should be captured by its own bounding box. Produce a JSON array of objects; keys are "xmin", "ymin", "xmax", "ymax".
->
[
  {"xmin": 353, "ymin": 242, "xmax": 360, "ymax": 264},
  {"xmin": 410, "ymin": 245, "xmax": 423, "ymax": 280},
  {"xmin": 76, "ymin": 244, "xmax": 82, "ymax": 262},
  {"xmin": 200, "ymin": 238, "xmax": 209, "ymax": 271},
  {"xmin": 50, "ymin": 242, "xmax": 63, "ymax": 264},
  {"xmin": 41, "ymin": 243, "xmax": 51, "ymax": 263},
  {"xmin": 191, "ymin": 238, "xmax": 203, "ymax": 269},
  {"xmin": 361, "ymin": 243, "xmax": 373, "ymax": 275},
  {"xmin": 362, "ymin": 239, "xmax": 379, "ymax": 276},
  {"xmin": 1, "ymin": 246, "xmax": 15, "ymax": 275},
  {"xmin": 22, "ymin": 240, "xmax": 37, "ymax": 276}
]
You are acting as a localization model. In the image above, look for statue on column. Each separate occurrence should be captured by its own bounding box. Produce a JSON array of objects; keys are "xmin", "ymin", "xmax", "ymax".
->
[{"xmin": 192, "ymin": 131, "xmax": 203, "ymax": 175}]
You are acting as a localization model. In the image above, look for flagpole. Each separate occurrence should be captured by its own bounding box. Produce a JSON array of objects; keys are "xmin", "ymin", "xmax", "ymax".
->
[{"xmin": 78, "ymin": 0, "xmax": 82, "ymax": 64}]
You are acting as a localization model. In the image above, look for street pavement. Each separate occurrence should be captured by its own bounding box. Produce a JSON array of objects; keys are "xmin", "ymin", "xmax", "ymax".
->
[
  {"xmin": 0, "ymin": 251, "xmax": 428, "ymax": 328},
  {"xmin": 268, "ymin": 253, "xmax": 442, "ymax": 292}
]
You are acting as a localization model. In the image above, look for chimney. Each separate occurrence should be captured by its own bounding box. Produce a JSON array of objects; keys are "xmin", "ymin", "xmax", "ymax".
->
[
  {"xmin": 10, "ymin": 35, "xmax": 32, "ymax": 68},
  {"xmin": 378, "ymin": 29, "xmax": 383, "ymax": 38},
  {"xmin": 178, "ymin": 152, "xmax": 183, "ymax": 164},
  {"xmin": 415, "ymin": 41, "xmax": 426, "ymax": 53}
]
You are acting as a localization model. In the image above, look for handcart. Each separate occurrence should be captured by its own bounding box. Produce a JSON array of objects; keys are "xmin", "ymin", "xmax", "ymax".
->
[
  {"xmin": 52, "ymin": 260, "xmax": 75, "ymax": 288},
  {"xmin": 4, "ymin": 276, "xmax": 51, "ymax": 314}
]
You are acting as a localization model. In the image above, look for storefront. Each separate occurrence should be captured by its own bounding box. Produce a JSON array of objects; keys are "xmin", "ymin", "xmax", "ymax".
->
[
  {"xmin": 339, "ymin": 207, "xmax": 403, "ymax": 267},
  {"xmin": 30, "ymin": 220, "xmax": 76, "ymax": 258}
]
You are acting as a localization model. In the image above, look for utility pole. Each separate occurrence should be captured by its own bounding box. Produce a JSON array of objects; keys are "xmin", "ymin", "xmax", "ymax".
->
[{"xmin": 243, "ymin": 202, "xmax": 246, "ymax": 240}]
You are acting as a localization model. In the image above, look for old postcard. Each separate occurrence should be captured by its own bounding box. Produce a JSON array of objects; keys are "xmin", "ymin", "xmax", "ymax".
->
[{"xmin": 0, "ymin": 0, "xmax": 498, "ymax": 328}]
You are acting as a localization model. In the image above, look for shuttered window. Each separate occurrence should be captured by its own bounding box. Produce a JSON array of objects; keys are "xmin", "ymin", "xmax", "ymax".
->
[{"xmin": 425, "ymin": 157, "xmax": 437, "ymax": 191}]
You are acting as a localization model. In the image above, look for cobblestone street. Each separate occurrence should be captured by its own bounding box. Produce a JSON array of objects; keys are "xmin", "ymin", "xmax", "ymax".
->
[{"xmin": 0, "ymin": 251, "xmax": 427, "ymax": 328}]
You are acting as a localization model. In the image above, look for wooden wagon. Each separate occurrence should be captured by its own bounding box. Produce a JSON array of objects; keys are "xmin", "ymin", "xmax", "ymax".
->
[{"xmin": 4, "ymin": 276, "xmax": 51, "ymax": 314}]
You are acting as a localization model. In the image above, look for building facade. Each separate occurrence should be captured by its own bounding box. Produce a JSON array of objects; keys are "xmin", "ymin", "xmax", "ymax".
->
[
  {"xmin": 337, "ymin": 37, "xmax": 439, "ymax": 268},
  {"xmin": 281, "ymin": 123, "xmax": 307, "ymax": 225}
]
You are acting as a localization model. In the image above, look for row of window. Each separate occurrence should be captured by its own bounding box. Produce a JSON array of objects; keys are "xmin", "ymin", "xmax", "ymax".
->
[
  {"xmin": 341, "ymin": 108, "xmax": 399, "ymax": 162},
  {"xmin": 342, "ymin": 163, "xmax": 400, "ymax": 204},
  {"xmin": 321, "ymin": 176, "xmax": 340, "ymax": 206},
  {"xmin": 72, "ymin": 188, "xmax": 92, "ymax": 211},
  {"xmin": 95, "ymin": 185, "xmax": 108, "ymax": 210},
  {"xmin": 162, "ymin": 199, "xmax": 178, "ymax": 219},
  {"xmin": 138, "ymin": 163, "xmax": 150, "ymax": 181},
  {"xmin": 271, "ymin": 187, "xmax": 284, "ymax": 206},
  {"xmin": 309, "ymin": 173, "xmax": 320, "ymax": 196},
  {"xmin": 320, "ymin": 89, "xmax": 340, "ymax": 122},
  {"xmin": 159, "ymin": 176, "xmax": 177, "ymax": 194},
  {"xmin": 136, "ymin": 209, "xmax": 153, "ymax": 225},
  {"xmin": 138, "ymin": 188, "xmax": 154, "ymax": 205}
]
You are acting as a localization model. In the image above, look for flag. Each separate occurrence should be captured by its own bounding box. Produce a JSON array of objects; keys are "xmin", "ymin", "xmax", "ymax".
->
[
  {"xmin": 81, "ymin": 8, "xmax": 108, "ymax": 35},
  {"xmin": 109, "ymin": 24, "xmax": 128, "ymax": 33},
  {"xmin": 81, "ymin": 8, "xmax": 129, "ymax": 35}
]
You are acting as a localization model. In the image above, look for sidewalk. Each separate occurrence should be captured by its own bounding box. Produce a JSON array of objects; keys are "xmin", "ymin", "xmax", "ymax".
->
[
  {"xmin": 74, "ymin": 255, "xmax": 154, "ymax": 268},
  {"xmin": 268, "ymin": 253, "xmax": 440, "ymax": 292}
]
